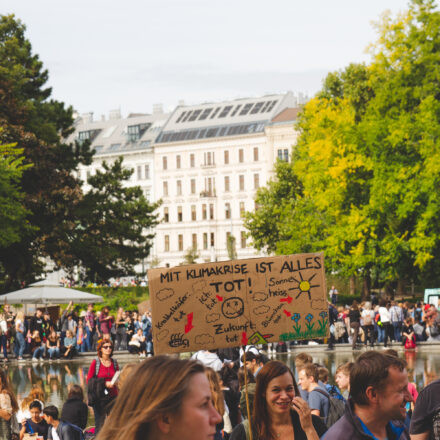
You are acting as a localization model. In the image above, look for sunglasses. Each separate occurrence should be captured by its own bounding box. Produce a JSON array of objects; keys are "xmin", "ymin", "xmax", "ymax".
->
[{"xmin": 102, "ymin": 345, "xmax": 112, "ymax": 349}]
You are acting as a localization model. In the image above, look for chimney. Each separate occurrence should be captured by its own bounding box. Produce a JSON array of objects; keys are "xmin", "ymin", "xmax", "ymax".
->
[
  {"xmin": 153, "ymin": 103, "xmax": 163, "ymax": 114},
  {"xmin": 109, "ymin": 109, "xmax": 121, "ymax": 120},
  {"xmin": 81, "ymin": 112, "xmax": 93, "ymax": 123}
]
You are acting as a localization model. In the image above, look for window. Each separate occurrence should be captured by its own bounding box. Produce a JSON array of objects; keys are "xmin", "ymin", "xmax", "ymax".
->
[
  {"xmin": 137, "ymin": 166, "xmax": 142, "ymax": 180},
  {"xmin": 164, "ymin": 207, "xmax": 169, "ymax": 223},
  {"xmin": 224, "ymin": 176, "xmax": 230, "ymax": 192},
  {"xmin": 202, "ymin": 204, "xmax": 207, "ymax": 220},
  {"xmin": 191, "ymin": 205, "xmax": 197, "ymax": 221},
  {"xmin": 241, "ymin": 231, "xmax": 246, "ymax": 248},
  {"xmin": 250, "ymin": 102, "xmax": 264, "ymax": 114},
  {"xmin": 239, "ymin": 103, "xmax": 253, "ymax": 115},
  {"xmin": 164, "ymin": 235, "xmax": 170, "ymax": 252},
  {"xmin": 192, "ymin": 234, "xmax": 197, "ymax": 249},
  {"xmin": 209, "ymin": 204, "xmax": 214, "ymax": 220},
  {"xmin": 190, "ymin": 153, "xmax": 195, "ymax": 168},
  {"xmin": 277, "ymin": 149, "xmax": 289, "ymax": 162},
  {"xmin": 239, "ymin": 175, "xmax": 245, "ymax": 191},
  {"xmin": 178, "ymin": 234, "xmax": 183, "ymax": 251},
  {"xmin": 240, "ymin": 202, "xmax": 245, "ymax": 217},
  {"xmin": 177, "ymin": 206, "xmax": 183, "ymax": 222},
  {"xmin": 176, "ymin": 155, "xmax": 181, "ymax": 169},
  {"xmin": 203, "ymin": 233, "xmax": 208, "ymax": 250},
  {"xmin": 204, "ymin": 152, "xmax": 215, "ymax": 166},
  {"xmin": 253, "ymin": 147, "xmax": 259, "ymax": 161},
  {"xmin": 239, "ymin": 149, "xmax": 244, "ymax": 163},
  {"xmin": 163, "ymin": 156, "xmax": 167, "ymax": 170},
  {"xmin": 177, "ymin": 180, "xmax": 182, "ymax": 196},
  {"xmin": 210, "ymin": 107, "xmax": 221, "ymax": 119},
  {"xmin": 127, "ymin": 123, "xmax": 150, "ymax": 142},
  {"xmin": 254, "ymin": 173, "xmax": 260, "ymax": 189},
  {"xmin": 224, "ymin": 150, "xmax": 229, "ymax": 164},
  {"xmin": 210, "ymin": 233, "xmax": 215, "ymax": 247},
  {"xmin": 163, "ymin": 181, "xmax": 168, "ymax": 197},
  {"xmin": 204, "ymin": 177, "xmax": 215, "ymax": 196},
  {"xmin": 144, "ymin": 164, "xmax": 150, "ymax": 179},
  {"xmin": 199, "ymin": 108, "xmax": 212, "ymax": 120},
  {"xmin": 191, "ymin": 178, "xmax": 196, "ymax": 194},
  {"xmin": 219, "ymin": 106, "xmax": 232, "ymax": 118},
  {"xmin": 188, "ymin": 110, "xmax": 202, "ymax": 121},
  {"xmin": 225, "ymin": 203, "xmax": 231, "ymax": 219}
]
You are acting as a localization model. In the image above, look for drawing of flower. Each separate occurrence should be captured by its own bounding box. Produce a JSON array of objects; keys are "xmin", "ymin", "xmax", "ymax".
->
[
  {"xmin": 291, "ymin": 313, "xmax": 301, "ymax": 323},
  {"xmin": 305, "ymin": 313, "xmax": 313, "ymax": 323},
  {"xmin": 319, "ymin": 311, "xmax": 328, "ymax": 319}
]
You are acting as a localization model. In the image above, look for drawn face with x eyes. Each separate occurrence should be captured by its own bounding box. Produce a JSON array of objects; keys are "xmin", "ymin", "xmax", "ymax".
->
[{"xmin": 221, "ymin": 297, "xmax": 244, "ymax": 319}]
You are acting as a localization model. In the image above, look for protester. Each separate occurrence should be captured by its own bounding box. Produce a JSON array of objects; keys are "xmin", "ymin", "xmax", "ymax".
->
[
  {"xmin": 86, "ymin": 339, "xmax": 119, "ymax": 434},
  {"xmin": 335, "ymin": 362, "xmax": 353, "ymax": 400},
  {"xmin": 329, "ymin": 285, "xmax": 338, "ymax": 305},
  {"xmin": 128, "ymin": 328, "xmax": 147, "ymax": 357},
  {"xmin": 17, "ymin": 386, "xmax": 45, "ymax": 423},
  {"xmin": 60, "ymin": 385, "xmax": 88, "ymax": 430},
  {"xmin": 390, "ymin": 301, "xmax": 404, "ymax": 343},
  {"xmin": 62, "ymin": 330, "xmax": 77, "ymax": 360},
  {"xmin": 14, "ymin": 311, "xmax": 26, "ymax": 361},
  {"xmin": 19, "ymin": 400, "xmax": 49, "ymax": 440},
  {"xmin": 43, "ymin": 405, "xmax": 83, "ymax": 440},
  {"xmin": 378, "ymin": 300, "xmax": 393, "ymax": 347},
  {"xmin": 84, "ymin": 303, "xmax": 96, "ymax": 352},
  {"xmin": 348, "ymin": 301, "xmax": 361, "ymax": 350},
  {"xmin": 31, "ymin": 330, "xmax": 45, "ymax": 363},
  {"xmin": 410, "ymin": 376, "xmax": 440, "ymax": 439},
  {"xmin": 0, "ymin": 368, "xmax": 19, "ymax": 440},
  {"xmin": 96, "ymin": 356, "xmax": 222, "ymax": 440},
  {"xmin": 322, "ymin": 351, "xmax": 411, "ymax": 440},
  {"xmin": 191, "ymin": 349, "xmax": 223, "ymax": 371},
  {"xmin": 402, "ymin": 317, "xmax": 416, "ymax": 349},
  {"xmin": 30, "ymin": 309, "xmax": 45, "ymax": 339},
  {"xmin": 361, "ymin": 302, "xmax": 375, "ymax": 347},
  {"xmin": 219, "ymin": 367, "xmax": 241, "ymax": 436},
  {"xmin": 205, "ymin": 367, "xmax": 225, "ymax": 440},
  {"xmin": 294, "ymin": 353, "xmax": 313, "ymax": 401},
  {"xmin": 76, "ymin": 319, "xmax": 86, "ymax": 353},
  {"xmin": 0, "ymin": 315, "xmax": 8, "ymax": 363},
  {"xmin": 297, "ymin": 363, "xmax": 329, "ymax": 424},
  {"xmin": 238, "ymin": 367, "xmax": 256, "ymax": 420},
  {"xmin": 230, "ymin": 360, "xmax": 327, "ymax": 440},
  {"xmin": 114, "ymin": 308, "xmax": 127, "ymax": 351},
  {"xmin": 46, "ymin": 330, "xmax": 61, "ymax": 360},
  {"xmin": 98, "ymin": 307, "xmax": 113, "ymax": 340},
  {"xmin": 242, "ymin": 351, "xmax": 265, "ymax": 377}
]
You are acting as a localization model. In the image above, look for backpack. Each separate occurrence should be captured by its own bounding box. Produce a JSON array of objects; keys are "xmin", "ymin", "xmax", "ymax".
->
[
  {"xmin": 314, "ymin": 388, "xmax": 346, "ymax": 428},
  {"xmin": 87, "ymin": 358, "xmax": 119, "ymax": 407},
  {"xmin": 62, "ymin": 421, "xmax": 86, "ymax": 440},
  {"xmin": 363, "ymin": 311, "xmax": 373, "ymax": 326},
  {"xmin": 433, "ymin": 408, "xmax": 440, "ymax": 440}
]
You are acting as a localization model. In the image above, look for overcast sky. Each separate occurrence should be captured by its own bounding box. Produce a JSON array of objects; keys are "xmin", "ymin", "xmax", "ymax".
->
[{"xmin": 3, "ymin": 0, "xmax": 413, "ymax": 117}]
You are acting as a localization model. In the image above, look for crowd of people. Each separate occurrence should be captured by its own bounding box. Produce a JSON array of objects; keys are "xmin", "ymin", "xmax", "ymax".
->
[
  {"xmin": 325, "ymin": 296, "xmax": 440, "ymax": 351},
  {"xmin": 0, "ymin": 303, "xmax": 154, "ymax": 363},
  {"xmin": 0, "ymin": 341, "xmax": 436, "ymax": 439}
]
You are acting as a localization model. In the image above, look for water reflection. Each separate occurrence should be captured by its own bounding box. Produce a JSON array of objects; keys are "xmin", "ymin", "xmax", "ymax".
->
[{"xmin": 3, "ymin": 349, "xmax": 440, "ymax": 412}]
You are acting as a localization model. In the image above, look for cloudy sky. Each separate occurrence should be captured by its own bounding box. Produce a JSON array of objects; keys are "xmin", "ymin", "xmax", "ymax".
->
[{"xmin": 3, "ymin": 0, "xmax": 411, "ymax": 117}]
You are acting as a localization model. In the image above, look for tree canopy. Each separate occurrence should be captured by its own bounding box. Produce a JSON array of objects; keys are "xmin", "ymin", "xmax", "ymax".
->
[{"xmin": 246, "ymin": 0, "xmax": 440, "ymax": 293}]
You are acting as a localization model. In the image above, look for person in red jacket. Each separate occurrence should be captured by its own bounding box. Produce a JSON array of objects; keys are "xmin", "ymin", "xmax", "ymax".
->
[{"xmin": 86, "ymin": 339, "xmax": 119, "ymax": 434}]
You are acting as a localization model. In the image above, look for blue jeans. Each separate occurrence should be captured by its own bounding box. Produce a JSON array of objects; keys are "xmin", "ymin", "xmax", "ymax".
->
[
  {"xmin": 392, "ymin": 322, "xmax": 402, "ymax": 342},
  {"xmin": 14, "ymin": 332, "xmax": 25, "ymax": 358},
  {"xmin": 48, "ymin": 347, "xmax": 60, "ymax": 359},
  {"xmin": 85, "ymin": 327, "xmax": 93, "ymax": 352},
  {"xmin": 0, "ymin": 335, "xmax": 7, "ymax": 359},
  {"xmin": 33, "ymin": 345, "xmax": 45, "ymax": 359}
]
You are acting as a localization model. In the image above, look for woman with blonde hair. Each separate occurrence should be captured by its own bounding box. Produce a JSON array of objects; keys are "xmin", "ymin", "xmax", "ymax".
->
[
  {"xmin": 204, "ymin": 368, "xmax": 225, "ymax": 440},
  {"xmin": 0, "ymin": 368, "xmax": 18, "ymax": 439},
  {"xmin": 97, "ymin": 355, "xmax": 222, "ymax": 440}
]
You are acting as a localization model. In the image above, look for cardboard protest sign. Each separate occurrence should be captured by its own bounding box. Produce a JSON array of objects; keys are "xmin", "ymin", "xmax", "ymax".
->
[{"xmin": 148, "ymin": 252, "xmax": 328, "ymax": 354}]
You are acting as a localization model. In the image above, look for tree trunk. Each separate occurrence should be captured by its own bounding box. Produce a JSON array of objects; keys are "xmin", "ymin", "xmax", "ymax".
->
[
  {"xmin": 362, "ymin": 274, "xmax": 371, "ymax": 301},
  {"xmin": 396, "ymin": 279, "xmax": 406, "ymax": 300},
  {"xmin": 349, "ymin": 276, "xmax": 356, "ymax": 295}
]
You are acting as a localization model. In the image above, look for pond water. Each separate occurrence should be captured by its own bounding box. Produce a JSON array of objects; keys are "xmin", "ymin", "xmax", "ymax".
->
[{"xmin": 4, "ymin": 348, "xmax": 440, "ymax": 425}]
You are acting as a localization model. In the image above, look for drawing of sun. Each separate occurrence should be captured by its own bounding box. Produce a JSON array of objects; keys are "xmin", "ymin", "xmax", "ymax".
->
[{"xmin": 288, "ymin": 272, "xmax": 320, "ymax": 300}]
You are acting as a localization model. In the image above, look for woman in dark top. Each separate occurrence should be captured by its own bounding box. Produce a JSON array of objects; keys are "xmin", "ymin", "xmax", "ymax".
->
[
  {"xmin": 20, "ymin": 401, "xmax": 49, "ymax": 440},
  {"xmin": 60, "ymin": 384, "xmax": 88, "ymax": 430},
  {"xmin": 348, "ymin": 301, "xmax": 361, "ymax": 350},
  {"xmin": 230, "ymin": 361, "xmax": 326, "ymax": 440},
  {"xmin": 402, "ymin": 317, "xmax": 416, "ymax": 349}
]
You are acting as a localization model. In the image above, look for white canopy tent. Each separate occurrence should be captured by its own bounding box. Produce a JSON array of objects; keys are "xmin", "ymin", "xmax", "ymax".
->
[{"xmin": 0, "ymin": 279, "xmax": 104, "ymax": 305}]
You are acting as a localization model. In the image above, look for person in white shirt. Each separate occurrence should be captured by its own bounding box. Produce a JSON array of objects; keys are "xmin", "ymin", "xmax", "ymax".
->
[{"xmin": 378, "ymin": 300, "xmax": 392, "ymax": 348}]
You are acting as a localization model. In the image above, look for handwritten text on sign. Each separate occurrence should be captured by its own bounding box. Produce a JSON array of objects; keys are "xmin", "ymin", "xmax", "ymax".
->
[{"xmin": 148, "ymin": 253, "xmax": 328, "ymax": 354}]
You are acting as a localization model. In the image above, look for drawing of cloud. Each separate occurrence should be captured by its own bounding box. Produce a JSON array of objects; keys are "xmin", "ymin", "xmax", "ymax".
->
[
  {"xmin": 157, "ymin": 288, "xmax": 174, "ymax": 302},
  {"xmin": 253, "ymin": 305, "xmax": 270, "ymax": 315},
  {"xmin": 311, "ymin": 299, "xmax": 326, "ymax": 310},
  {"xmin": 192, "ymin": 280, "xmax": 207, "ymax": 294},
  {"xmin": 253, "ymin": 291, "xmax": 268, "ymax": 301},
  {"xmin": 206, "ymin": 313, "xmax": 220, "ymax": 324},
  {"xmin": 157, "ymin": 329, "xmax": 169, "ymax": 342},
  {"xmin": 195, "ymin": 334, "xmax": 215, "ymax": 345}
]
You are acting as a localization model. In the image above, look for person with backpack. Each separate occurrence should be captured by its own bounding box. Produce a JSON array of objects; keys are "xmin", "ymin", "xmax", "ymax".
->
[
  {"xmin": 86, "ymin": 339, "xmax": 119, "ymax": 434},
  {"xmin": 361, "ymin": 302, "xmax": 375, "ymax": 347},
  {"xmin": 322, "ymin": 352, "xmax": 411, "ymax": 440},
  {"xmin": 43, "ymin": 406, "xmax": 84, "ymax": 440}
]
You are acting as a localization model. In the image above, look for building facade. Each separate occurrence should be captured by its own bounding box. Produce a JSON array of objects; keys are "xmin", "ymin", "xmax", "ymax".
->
[{"xmin": 68, "ymin": 93, "xmax": 302, "ymax": 271}]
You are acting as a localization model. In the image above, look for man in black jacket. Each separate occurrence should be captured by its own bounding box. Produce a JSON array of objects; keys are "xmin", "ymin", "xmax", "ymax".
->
[
  {"xmin": 323, "ymin": 351, "xmax": 411, "ymax": 440},
  {"xmin": 43, "ymin": 406, "xmax": 83, "ymax": 440}
]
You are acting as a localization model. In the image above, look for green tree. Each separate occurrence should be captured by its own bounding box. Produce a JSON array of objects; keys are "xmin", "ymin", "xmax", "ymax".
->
[
  {"xmin": 181, "ymin": 246, "xmax": 199, "ymax": 265},
  {"xmin": 0, "ymin": 138, "xmax": 31, "ymax": 247},
  {"xmin": 69, "ymin": 158, "xmax": 160, "ymax": 283},
  {"xmin": 226, "ymin": 234, "xmax": 237, "ymax": 260},
  {"xmin": 0, "ymin": 14, "xmax": 93, "ymax": 290}
]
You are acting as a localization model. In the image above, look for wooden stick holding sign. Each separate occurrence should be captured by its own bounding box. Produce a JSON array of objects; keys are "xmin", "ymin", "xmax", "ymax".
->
[
  {"xmin": 242, "ymin": 348, "xmax": 253, "ymax": 440},
  {"xmin": 148, "ymin": 252, "xmax": 328, "ymax": 354}
]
